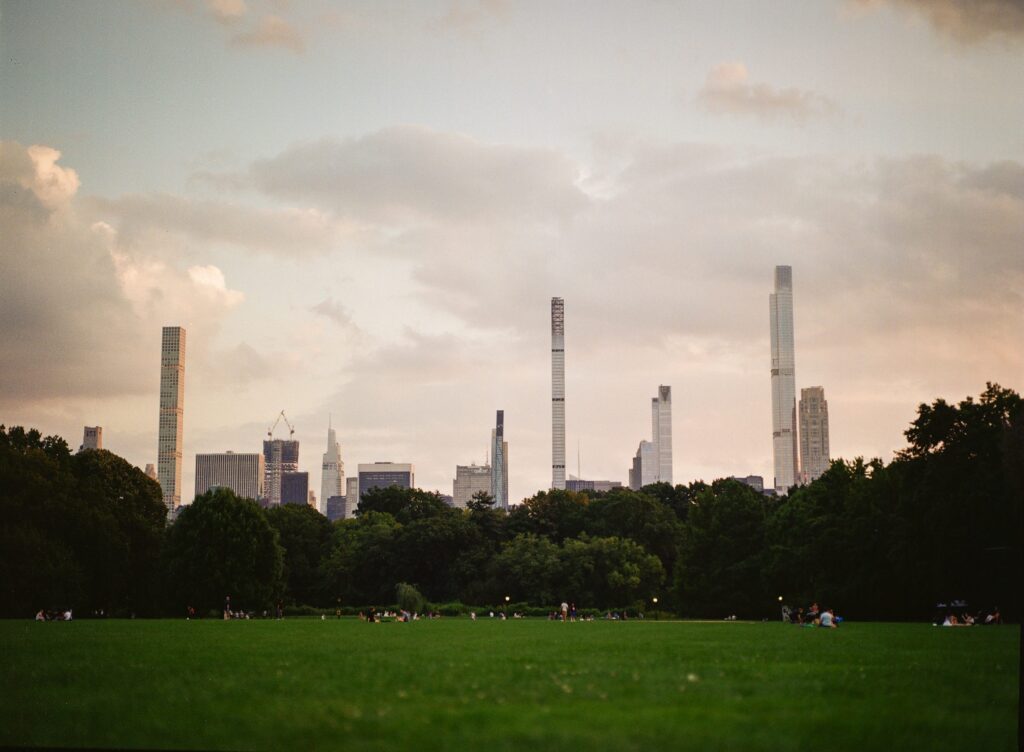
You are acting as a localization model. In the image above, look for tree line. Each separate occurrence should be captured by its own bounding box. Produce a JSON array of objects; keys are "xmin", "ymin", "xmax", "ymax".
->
[{"xmin": 1, "ymin": 384, "xmax": 1020, "ymax": 620}]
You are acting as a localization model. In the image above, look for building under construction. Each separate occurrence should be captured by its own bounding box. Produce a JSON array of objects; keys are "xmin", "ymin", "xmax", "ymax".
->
[{"xmin": 264, "ymin": 411, "xmax": 299, "ymax": 505}]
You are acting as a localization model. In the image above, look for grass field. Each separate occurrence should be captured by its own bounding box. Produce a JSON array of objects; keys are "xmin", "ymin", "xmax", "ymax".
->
[{"xmin": 1, "ymin": 618, "xmax": 1018, "ymax": 750}]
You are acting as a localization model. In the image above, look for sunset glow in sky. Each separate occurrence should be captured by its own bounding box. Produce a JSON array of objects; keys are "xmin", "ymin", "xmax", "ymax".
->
[{"xmin": 2, "ymin": 0, "xmax": 1022, "ymax": 502}]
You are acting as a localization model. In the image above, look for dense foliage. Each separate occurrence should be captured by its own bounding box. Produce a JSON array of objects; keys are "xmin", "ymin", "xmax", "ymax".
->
[{"xmin": 1, "ymin": 383, "xmax": 1020, "ymax": 619}]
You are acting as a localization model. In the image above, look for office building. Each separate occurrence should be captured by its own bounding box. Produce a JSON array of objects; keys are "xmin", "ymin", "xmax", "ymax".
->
[
  {"xmin": 195, "ymin": 452, "xmax": 265, "ymax": 501},
  {"xmin": 551, "ymin": 297, "xmax": 566, "ymax": 490},
  {"xmin": 491, "ymin": 410, "xmax": 509, "ymax": 509},
  {"xmin": 453, "ymin": 464, "xmax": 493, "ymax": 508},
  {"xmin": 144, "ymin": 463, "xmax": 157, "ymax": 481},
  {"xmin": 357, "ymin": 462, "xmax": 414, "ymax": 500},
  {"xmin": 628, "ymin": 440, "xmax": 658, "ymax": 490},
  {"xmin": 799, "ymin": 386, "xmax": 831, "ymax": 484},
  {"xmin": 280, "ymin": 471, "xmax": 309, "ymax": 505},
  {"xmin": 81, "ymin": 426, "xmax": 103, "ymax": 451},
  {"xmin": 320, "ymin": 420, "xmax": 344, "ymax": 516},
  {"xmin": 326, "ymin": 495, "xmax": 346, "ymax": 522},
  {"xmin": 732, "ymin": 475, "xmax": 765, "ymax": 494},
  {"xmin": 651, "ymin": 386, "xmax": 673, "ymax": 484},
  {"xmin": 157, "ymin": 326, "xmax": 186, "ymax": 513},
  {"xmin": 345, "ymin": 476, "xmax": 360, "ymax": 517},
  {"xmin": 566, "ymin": 479, "xmax": 623, "ymax": 493},
  {"xmin": 263, "ymin": 438, "xmax": 299, "ymax": 505},
  {"xmin": 769, "ymin": 266, "xmax": 798, "ymax": 494}
]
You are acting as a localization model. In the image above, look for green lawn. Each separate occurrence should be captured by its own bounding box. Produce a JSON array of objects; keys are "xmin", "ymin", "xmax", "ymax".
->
[{"xmin": 1, "ymin": 618, "xmax": 1018, "ymax": 750}]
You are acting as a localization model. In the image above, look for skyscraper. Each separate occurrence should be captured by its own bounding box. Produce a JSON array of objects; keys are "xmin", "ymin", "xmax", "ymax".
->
[
  {"xmin": 320, "ymin": 419, "xmax": 344, "ymax": 516},
  {"xmin": 651, "ymin": 385, "xmax": 673, "ymax": 484},
  {"xmin": 799, "ymin": 386, "xmax": 831, "ymax": 484},
  {"xmin": 345, "ymin": 476, "xmax": 360, "ymax": 517},
  {"xmin": 628, "ymin": 440, "xmax": 658, "ymax": 490},
  {"xmin": 281, "ymin": 471, "xmax": 309, "ymax": 505},
  {"xmin": 195, "ymin": 452, "xmax": 265, "ymax": 501},
  {"xmin": 769, "ymin": 266, "xmax": 798, "ymax": 494},
  {"xmin": 263, "ymin": 438, "xmax": 299, "ymax": 505},
  {"xmin": 453, "ymin": 464, "xmax": 492, "ymax": 508},
  {"xmin": 357, "ymin": 462, "xmax": 414, "ymax": 500},
  {"xmin": 551, "ymin": 297, "xmax": 566, "ymax": 490},
  {"xmin": 81, "ymin": 426, "xmax": 103, "ymax": 451},
  {"xmin": 157, "ymin": 326, "xmax": 186, "ymax": 513},
  {"xmin": 491, "ymin": 409, "xmax": 509, "ymax": 508}
]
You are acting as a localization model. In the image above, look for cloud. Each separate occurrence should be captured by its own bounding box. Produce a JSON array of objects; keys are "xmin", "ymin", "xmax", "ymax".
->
[
  {"xmin": 243, "ymin": 126, "xmax": 590, "ymax": 227},
  {"xmin": 435, "ymin": 0, "xmax": 511, "ymax": 33},
  {"xmin": 0, "ymin": 141, "xmax": 246, "ymax": 405},
  {"xmin": 696, "ymin": 62, "xmax": 841, "ymax": 122},
  {"xmin": 231, "ymin": 14, "xmax": 305, "ymax": 53},
  {"xmin": 856, "ymin": 0, "xmax": 1024, "ymax": 44},
  {"xmin": 89, "ymin": 193, "xmax": 346, "ymax": 257},
  {"xmin": 311, "ymin": 298, "xmax": 356, "ymax": 328},
  {"xmin": 207, "ymin": 0, "xmax": 247, "ymax": 23}
]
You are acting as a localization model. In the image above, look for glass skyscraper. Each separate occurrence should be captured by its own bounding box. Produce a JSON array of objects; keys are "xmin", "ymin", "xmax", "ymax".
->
[{"xmin": 769, "ymin": 266, "xmax": 798, "ymax": 493}]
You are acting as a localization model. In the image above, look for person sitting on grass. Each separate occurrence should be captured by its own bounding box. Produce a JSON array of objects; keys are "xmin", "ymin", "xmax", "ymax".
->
[{"xmin": 819, "ymin": 608, "xmax": 837, "ymax": 629}]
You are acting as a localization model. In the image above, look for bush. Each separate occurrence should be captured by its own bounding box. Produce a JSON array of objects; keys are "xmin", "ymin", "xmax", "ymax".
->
[{"xmin": 396, "ymin": 582, "xmax": 426, "ymax": 614}]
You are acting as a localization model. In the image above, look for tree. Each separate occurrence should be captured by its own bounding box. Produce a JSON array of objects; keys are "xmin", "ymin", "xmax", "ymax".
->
[
  {"xmin": 322, "ymin": 511, "xmax": 401, "ymax": 605},
  {"xmin": 357, "ymin": 486, "xmax": 451, "ymax": 524},
  {"xmin": 585, "ymin": 488, "xmax": 682, "ymax": 577},
  {"xmin": 560, "ymin": 536, "xmax": 664, "ymax": 608},
  {"xmin": 517, "ymin": 490, "xmax": 589, "ymax": 543},
  {"xmin": 491, "ymin": 534, "xmax": 563, "ymax": 605},
  {"xmin": 163, "ymin": 488, "xmax": 284, "ymax": 614},
  {"xmin": 265, "ymin": 503, "xmax": 333, "ymax": 606},
  {"xmin": 396, "ymin": 582, "xmax": 426, "ymax": 614},
  {"xmin": 674, "ymin": 479, "xmax": 772, "ymax": 618}
]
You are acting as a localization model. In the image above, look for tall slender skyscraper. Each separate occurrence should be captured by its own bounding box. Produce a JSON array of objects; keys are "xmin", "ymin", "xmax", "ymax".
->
[
  {"xmin": 799, "ymin": 386, "xmax": 830, "ymax": 484},
  {"xmin": 769, "ymin": 266, "xmax": 798, "ymax": 494},
  {"xmin": 551, "ymin": 297, "xmax": 566, "ymax": 490},
  {"xmin": 157, "ymin": 326, "xmax": 186, "ymax": 513},
  {"xmin": 651, "ymin": 385, "xmax": 673, "ymax": 484},
  {"xmin": 491, "ymin": 409, "xmax": 509, "ymax": 508},
  {"xmin": 320, "ymin": 419, "xmax": 344, "ymax": 516}
]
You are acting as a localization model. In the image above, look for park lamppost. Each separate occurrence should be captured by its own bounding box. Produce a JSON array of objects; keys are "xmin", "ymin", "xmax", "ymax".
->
[
  {"xmin": 505, "ymin": 595, "xmax": 510, "ymax": 619},
  {"xmin": 652, "ymin": 596, "xmax": 658, "ymax": 621}
]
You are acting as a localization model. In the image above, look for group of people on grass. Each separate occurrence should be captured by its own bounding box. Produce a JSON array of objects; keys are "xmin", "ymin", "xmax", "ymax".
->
[
  {"xmin": 935, "ymin": 606, "xmax": 1001, "ymax": 627},
  {"xmin": 35, "ymin": 608, "xmax": 72, "ymax": 621},
  {"xmin": 782, "ymin": 602, "xmax": 841, "ymax": 628}
]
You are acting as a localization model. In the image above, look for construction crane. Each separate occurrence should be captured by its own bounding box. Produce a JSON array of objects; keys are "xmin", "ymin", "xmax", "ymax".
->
[{"xmin": 267, "ymin": 410, "xmax": 295, "ymax": 439}]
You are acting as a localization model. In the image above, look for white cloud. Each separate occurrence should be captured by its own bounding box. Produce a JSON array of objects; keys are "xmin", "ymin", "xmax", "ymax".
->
[
  {"xmin": 696, "ymin": 62, "xmax": 841, "ymax": 122},
  {"xmin": 856, "ymin": 0, "xmax": 1024, "ymax": 44},
  {"xmin": 231, "ymin": 14, "xmax": 305, "ymax": 53}
]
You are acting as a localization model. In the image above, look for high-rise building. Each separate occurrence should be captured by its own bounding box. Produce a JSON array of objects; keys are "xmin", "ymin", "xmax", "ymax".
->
[
  {"xmin": 491, "ymin": 410, "xmax": 509, "ymax": 509},
  {"xmin": 628, "ymin": 440, "xmax": 658, "ymax": 490},
  {"xmin": 281, "ymin": 471, "xmax": 309, "ymax": 505},
  {"xmin": 326, "ymin": 495, "xmax": 346, "ymax": 522},
  {"xmin": 357, "ymin": 462, "xmax": 414, "ymax": 500},
  {"xmin": 81, "ymin": 426, "xmax": 103, "ymax": 451},
  {"xmin": 157, "ymin": 326, "xmax": 186, "ymax": 513},
  {"xmin": 769, "ymin": 266, "xmax": 798, "ymax": 494},
  {"xmin": 320, "ymin": 420, "xmax": 344, "ymax": 516},
  {"xmin": 345, "ymin": 476, "xmax": 360, "ymax": 517},
  {"xmin": 651, "ymin": 386, "xmax": 673, "ymax": 484},
  {"xmin": 551, "ymin": 297, "xmax": 566, "ymax": 490},
  {"xmin": 732, "ymin": 475, "xmax": 765, "ymax": 494},
  {"xmin": 144, "ymin": 463, "xmax": 157, "ymax": 481},
  {"xmin": 453, "ymin": 464, "xmax": 493, "ymax": 508},
  {"xmin": 799, "ymin": 386, "xmax": 831, "ymax": 484},
  {"xmin": 195, "ymin": 452, "xmax": 265, "ymax": 501},
  {"xmin": 263, "ymin": 439, "xmax": 299, "ymax": 505},
  {"xmin": 566, "ymin": 479, "xmax": 623, "ymax": 493}
]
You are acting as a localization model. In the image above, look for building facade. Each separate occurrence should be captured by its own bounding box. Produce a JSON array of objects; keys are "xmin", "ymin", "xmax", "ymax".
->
[
  {"xmin": 491, "ymin": 409, "xmax": 509, "ymax": 509},
  {"xmin": 566, "ymin": 479, "xmax": 623, "ymax": 493},
  {"xmin": 651, "ymin": 385, "xmax": 673, "ymax": 484},
  {"xmin": 357, "ymin": 462, "xmax": 414, "ymax": 500},
  {"xmin": 551, "ymin": 297, "xmax": 566, "ymax": 490},
  {"xmin": 195, "ymin": 452, "xmax": 265, "ymax": 501},
  {"xmin": 628, "ymin": 440, "xmax": 658, "ymax": 490},
  {"xmin": 157, "ymin": 326, "xmax": 186, "ymax": 513},
  {"xmin": 281, "ymin": 471, "xmax": 309, "ymax": 505},
  {"xmin": 769, "ymin": 266, "xmax": 798, "ymax": 494},
  {"xmin": 263, "ymin": 439, "xmax": 299, "ymax": 505},
  {"xmin": 326, "ymin": 495, "xmax": 346, "ymax": 522},
  {"xmin": 81, "ymin": 426, "xmax": 103, "ymax": 451},
  {"xmin": 799, "ymin": 386, "xmax": 831, "ymax": 484},
  {"xmin": 453, "ymin": 464, "xmax": 492, "ymax": 508},
  {"xmin": 320, "ymin": 421, "xmax": 344, "ymax": 516},
  {"xmin": 732, "ymin": 475, "xmax": 765, "ymax": 493}
]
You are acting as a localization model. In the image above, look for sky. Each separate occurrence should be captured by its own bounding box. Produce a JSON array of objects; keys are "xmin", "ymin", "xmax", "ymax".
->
[{"xmin": 1, "ymin": 0, "xmax": 1022, "ymax": 506}]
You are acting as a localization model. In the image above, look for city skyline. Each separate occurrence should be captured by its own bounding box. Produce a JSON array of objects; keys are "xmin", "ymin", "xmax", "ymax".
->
[{"xmin": 1, "ymin": 1, "xmax": 1021, "ymax": 504}]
